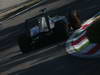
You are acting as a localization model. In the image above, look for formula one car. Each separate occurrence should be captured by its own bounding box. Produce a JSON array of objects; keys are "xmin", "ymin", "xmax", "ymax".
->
[
  {"xmin": 17, "ymin": 11, "xmax": 69, "ymax": 53},
  {"xmin": 65, "ymin": 11, "xmax": 100, "ymax": 58}
]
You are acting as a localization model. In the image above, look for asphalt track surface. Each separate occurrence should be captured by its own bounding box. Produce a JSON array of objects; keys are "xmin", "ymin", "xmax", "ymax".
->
[
  {"xmin": 14, "ymin": 56, "xmax": 100, "ymax": 75},
  {"xmin": 0, "ymin": 0, "xmax": 28, "ymax": 10},
  {"xmin": 0, "ymin": 0, "xmax": 100, "ymax": 75}
]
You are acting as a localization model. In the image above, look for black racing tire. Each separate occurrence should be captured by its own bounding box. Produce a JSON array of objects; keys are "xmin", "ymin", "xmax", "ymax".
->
[{"xmin": 17, "ymin": 33, "xmax": 32, "ymax": 53}]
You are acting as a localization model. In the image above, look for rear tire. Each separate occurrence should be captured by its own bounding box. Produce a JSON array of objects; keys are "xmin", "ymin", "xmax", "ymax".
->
[{"xmin": 17, "ymin": 33, "xmax": 32, "ymax": 53}]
